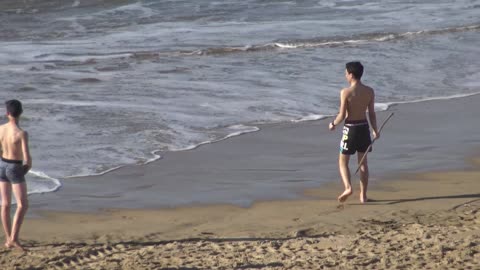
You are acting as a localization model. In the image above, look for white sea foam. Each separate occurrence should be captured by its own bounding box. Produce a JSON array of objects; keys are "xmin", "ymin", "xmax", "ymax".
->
[
  {"xmin": 223, "ymin": 125, "xmax": 260, "ymax": 139},
  {"xmin": 61, "ymin": 124, "xmax": 259, "ymax": 179},
  {"xmin": 64, "ymin": 165, "xmax": 125, "ymax": 179},
  {"xmin": 22, "ymin": 99, "xmax": 160, "ymax": 110},
  {"xmin": 144, "ymin": 151, "xmax": 162, "ymax": 164},
  {"xmin": 292, "ymin": 114, "xmax": 328, "ymax": 123},
  {"xmin": 34, "ymin": 52, "xmax": 133, "ymax": 62},
  {"xmin": 273, "ymin": 43, "xmax": 297, "ymax": 49},
  {"xmin": 0, "ymin": 41, "xmax": 119, "ymax": 64},
  {"xmin": 380, "ymin": 92, "xmax": 480, "ymax": 108},
  {"xmin": 292, "ymin": 92, "xmax": 480, "ymax": 125},
  {"xmin": 375, "ymin": 103, "xmax": 390, "ymax": 112},
  {"xmin": 169, "ymin": 124, "xmax": 260, "ymax": 152},
  {"xmin": 26, "ymin": 170, "xmax": 62, "ymax": 195},
  {"xmin": 104, "ymin": 2, "xmax": 156, "ymax": 18}
]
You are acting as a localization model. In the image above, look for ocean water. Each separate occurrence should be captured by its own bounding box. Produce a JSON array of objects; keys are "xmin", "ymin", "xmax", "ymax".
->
[{"xmin": 0, "ymin": 0, "xmax": 479, "ymax": 195}]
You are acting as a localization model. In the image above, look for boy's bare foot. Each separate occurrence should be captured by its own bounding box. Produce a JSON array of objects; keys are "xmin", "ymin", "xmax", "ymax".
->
[
  {"xmin": 10, "ymin": 241, "xmax": 26, "ymax": 252},
  {"xmin": 337, "ymin": 189, "xmax": 352, "ymax": 203},
  {"xmin": 360, "ymin": 193, "xmax": 368, "ymax": 203},
  {"xmin": 4, "ymin": 241, "xmax": 12, "ymax": 249}
]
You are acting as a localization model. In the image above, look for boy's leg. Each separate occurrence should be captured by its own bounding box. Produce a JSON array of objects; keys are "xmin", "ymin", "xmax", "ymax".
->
[
  {"xmin": 10, "ymin": 182, "xmax": 28, "ymax": 251},
  {"xmin": 338, "ymin": 153, "xmax": 352, "ymax": 202},
  {"xmin": 357, "ymin": 152, "xmax": 369, "ymax": 203},
  {"xmin": 0, "ymin": 181, "xmax": 12, "ymax": 248}
]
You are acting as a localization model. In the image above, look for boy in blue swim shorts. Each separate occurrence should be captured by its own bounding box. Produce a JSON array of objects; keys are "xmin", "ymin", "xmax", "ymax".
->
[{"xmin": 0, "ymin": 100, "xmax": 31, "ymax": 252}]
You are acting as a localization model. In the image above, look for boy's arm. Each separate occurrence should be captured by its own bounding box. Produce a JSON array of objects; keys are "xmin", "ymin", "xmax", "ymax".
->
[
  {"xmin": 331, "ymin": 89, "xmax": 348, "ymax": 127},
  {"xmin": 21, "ymin": 131, "xmax": 32, "ymax": 173},
  {"xmin": 367, "ymin": 91, "xmax": 379, "ymax": 139},
  {"xmin": 0, "ymin": 129, "xmax": 3, "ymax": 157}
]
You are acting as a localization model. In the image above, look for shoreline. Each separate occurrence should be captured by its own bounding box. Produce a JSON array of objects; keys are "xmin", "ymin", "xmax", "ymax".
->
[
  {"xmin": 27, "ymin": 92, "xmax": 480, "ymax": 213},
  {"xmin": 49, "ymin": 91, "xmax": 480, "ymax": 182}
]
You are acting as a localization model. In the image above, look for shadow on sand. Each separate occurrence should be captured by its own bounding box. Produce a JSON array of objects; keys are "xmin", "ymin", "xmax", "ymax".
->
[{"xmin": 348, "ymin": 193, "xmax": 480, "ymax": 206}]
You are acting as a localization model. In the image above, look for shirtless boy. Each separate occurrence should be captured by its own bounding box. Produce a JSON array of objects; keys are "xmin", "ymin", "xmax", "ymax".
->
[
  {"xmin": 0, "ymin": 100, "xmax": 31, "ymax": 251},
  {"xmin": 329, "ymin": 62, "xmax": 379, "ymax": 203}
]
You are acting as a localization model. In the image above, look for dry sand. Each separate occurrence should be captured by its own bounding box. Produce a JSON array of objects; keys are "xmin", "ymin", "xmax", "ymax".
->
[{"xmin": 1, "ymin": 167, "xmax": 479, "ymax": 269}]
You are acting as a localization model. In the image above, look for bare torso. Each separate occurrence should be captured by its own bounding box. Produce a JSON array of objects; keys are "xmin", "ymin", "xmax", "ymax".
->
[
  {"xmin": 0, "ymin": 123, "xmax": 25, "ymax": 161},
  {"xmin": 343, "ymin": 83, "xmax": 374, "ymax": 121}
]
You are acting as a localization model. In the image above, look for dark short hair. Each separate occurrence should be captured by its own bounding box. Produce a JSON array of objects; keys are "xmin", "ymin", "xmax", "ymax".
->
[
  {"xmin": 5, "ymin": 99, "xmax": 23, "ymax": 118},
  {"xmin": 346, "ymin": 61, "xmax": 364, "ymax": 80}
]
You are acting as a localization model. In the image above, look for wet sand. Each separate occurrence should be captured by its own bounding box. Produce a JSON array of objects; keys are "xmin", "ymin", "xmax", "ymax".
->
[{"xmin": 28, "ymin": 93, "xmax": 480, "ymax": 211}]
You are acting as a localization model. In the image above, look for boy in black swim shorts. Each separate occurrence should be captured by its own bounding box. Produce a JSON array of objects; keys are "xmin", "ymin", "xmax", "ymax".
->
[{"xmin": 329, "ymin": 62, "xmax": 379, "ymax": 204}]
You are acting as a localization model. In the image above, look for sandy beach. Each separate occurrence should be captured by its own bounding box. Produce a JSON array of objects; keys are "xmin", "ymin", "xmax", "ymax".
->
[
  {"xmin": 2, "ymin": 95, "xmax": 480, "ymax": 269},
  {"xmin": 1, "ymin": 1, "xmax": 479, "ymax": 269},
  {"xmin": 1, "ymin": 167, "xmax": 479, "ymax": 269}
]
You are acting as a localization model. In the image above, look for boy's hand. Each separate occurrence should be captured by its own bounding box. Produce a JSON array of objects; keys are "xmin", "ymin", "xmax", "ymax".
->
[
  {"xmin": 23, "ymin": 165, "xmax": 30, "ymax": 175},
  {"xmin": 329, "ymin": 122, "xmax": 336, "ymax": 131}
]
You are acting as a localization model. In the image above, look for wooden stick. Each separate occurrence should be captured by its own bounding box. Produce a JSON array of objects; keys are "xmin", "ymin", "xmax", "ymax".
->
[{"xmin": 354, "ymin": 112, "xmax": 394, "ymax": 175}]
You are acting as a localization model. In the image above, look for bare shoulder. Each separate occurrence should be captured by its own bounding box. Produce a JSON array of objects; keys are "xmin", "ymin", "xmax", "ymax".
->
[
  {"xmin": 363, "ymin": 84, "xmax": 375, "ymax": 94},
  {"xmin": 340, "ymin": 87, "xmax": 352, "ymax": 96},
  {"xmin": 20, "ymin": 129, "xmax": 28, "ymax": 139}
]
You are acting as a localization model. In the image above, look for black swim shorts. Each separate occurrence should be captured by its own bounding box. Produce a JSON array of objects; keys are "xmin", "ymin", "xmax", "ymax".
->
[{"xmin": 339, "ymin": 120, "xmax": 372, "ymax": 155}]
